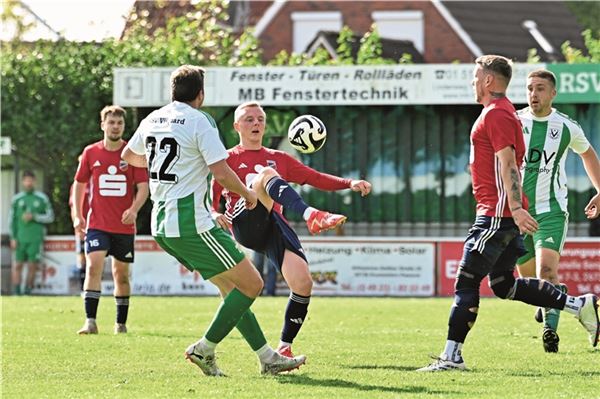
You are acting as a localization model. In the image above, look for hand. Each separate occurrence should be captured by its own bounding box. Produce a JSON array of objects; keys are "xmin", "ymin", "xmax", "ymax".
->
[
  {"xmin": 243, "ymin": 189, "xmax": 258, "ymax": 210},
  {"xmin": 73, "ymin": 216, "xmax": 85, "ymax": 236},
  {"xmin": 350, "ymin": 180, "xmax": 372, "ymax": 197},
  {"xmin": 584, "ymin": 193, "xmax": 600, "ymax": 219},
  {"xmin": 10, "ymin": 240, "xmax": 16, "ymax": 250},
  {"xmin": 512, "ymin": 208, "xmax": 538, "ymax": 235},
  {"xmin": 22, "ymin": 212, "xmax": 33, "ymax": 222},
  {"xmin": 121, "ymin": 208, "xmax": 137, "ymax": 225},
  {"xmin": 212, "ymin": 212, "xmax": 231, "ymax": 230}
]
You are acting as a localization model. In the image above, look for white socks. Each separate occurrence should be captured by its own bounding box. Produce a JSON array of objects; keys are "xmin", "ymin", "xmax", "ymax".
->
[
  {"xmin": 442, "ymin": 340, "xmax": 463, "ymax": 362},
  {"xmin": 256, "ymin": 344, "xmax": 277, "ymax": 362},
  {"xmin": 303, "ymin": 207, "xmax": 317, "ymax": 221},
  {"xmin": 563, "ymin": 295, "xmax": 583, "ymax": 315}
]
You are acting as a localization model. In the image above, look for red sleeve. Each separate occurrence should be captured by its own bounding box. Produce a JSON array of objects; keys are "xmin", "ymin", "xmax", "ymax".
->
[
  {"xmin": 211, "ymin": 177, "xmax": 223, "ymax": 212},
  {"xmin": 132, "ymin": 165, "xmax": 149, "ymax": 184},
  {"xmin": 74, "ymin": 148, "xmax": 91, "ymax": 183},
  {"xmin": 284, "ymin": 153, "xmax": 351, "ymax": 191},
  {"xmin": 486, "ymin": 109, "xmax": 520, "ymax": 153}
]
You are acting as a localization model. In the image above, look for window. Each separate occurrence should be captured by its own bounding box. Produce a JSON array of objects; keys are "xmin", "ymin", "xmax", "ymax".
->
[
  {"xmin": 291, "ymin": 12, "xmax": 342, "ymax": 53},
  {"xmin": 372, "ymin": 11, "xmax": 424, "ymax": 53}
]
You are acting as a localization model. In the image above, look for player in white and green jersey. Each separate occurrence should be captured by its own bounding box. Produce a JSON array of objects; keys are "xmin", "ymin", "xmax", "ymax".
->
[
  {"xmin": 517, "ymin": 69, "xmax": 600, "ymax": 353},
  {"xmin": 122, "ymin": 65, "xmax": 305, "ymax": 376}
]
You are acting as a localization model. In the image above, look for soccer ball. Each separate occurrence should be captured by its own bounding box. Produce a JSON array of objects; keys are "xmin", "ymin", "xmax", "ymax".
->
[{"xmin": 287, "ymin": 114, "xmax": 327, "ymax": 154}]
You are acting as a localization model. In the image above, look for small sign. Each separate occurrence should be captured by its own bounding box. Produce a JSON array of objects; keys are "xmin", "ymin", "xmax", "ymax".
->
[{"xmin": 0, "ymin": 137, "xmax": 11, "ymax": 155}]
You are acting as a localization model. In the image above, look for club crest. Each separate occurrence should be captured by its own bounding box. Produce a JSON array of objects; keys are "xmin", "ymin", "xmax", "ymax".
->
[
  {"xmin": 549, "ymin": 128, "xmax": 559, "ymax": 139},
  {"xmin": 119, "ymin": 160, "xmax": 129, "ymax": 171}
]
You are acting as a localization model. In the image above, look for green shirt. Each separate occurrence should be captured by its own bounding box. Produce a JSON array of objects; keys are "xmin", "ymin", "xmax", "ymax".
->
[{"xmin": 9, "ymin": 190, "xmax": 54, "ymax": 243}]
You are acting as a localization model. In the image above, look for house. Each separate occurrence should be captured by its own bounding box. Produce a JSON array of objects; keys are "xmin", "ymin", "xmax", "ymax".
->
[{"xmin": 122, "ymin": 0, "xmax": 586, "ymax": 63}]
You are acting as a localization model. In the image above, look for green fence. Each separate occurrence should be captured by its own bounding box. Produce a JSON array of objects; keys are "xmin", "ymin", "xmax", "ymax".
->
[{"xmin": 205, "ymin": 103, "xmax": 600, "ymax": 230}]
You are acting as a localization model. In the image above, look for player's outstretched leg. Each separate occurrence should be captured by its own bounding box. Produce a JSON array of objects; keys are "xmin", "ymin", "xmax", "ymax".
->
[
  {"xmin": 258, "ymin": 168, "xmax": 346, "ymax": 235},
  {"xmin": 490, "ymin": 273, "xmax": 599, "ymax": 348}
]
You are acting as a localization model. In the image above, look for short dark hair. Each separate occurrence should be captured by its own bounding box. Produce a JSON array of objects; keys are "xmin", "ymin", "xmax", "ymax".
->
[
  {"xmin": 527, "ymin": 69, "xmax": 556, "ymax": 87},
  {"xmin": 475, "ymin": 55, "xmax": 512, "ymax": 84},
  {"xmin": 171, "ymin": 65, "xmax": 205, "ymax": 102},
  {"xmin": 100, "ymin": 105, "xmax": 126, "ymax": 122},
  {"xmin": 22, "ymin": 170, "xmax": 35, "ymax": 179}
]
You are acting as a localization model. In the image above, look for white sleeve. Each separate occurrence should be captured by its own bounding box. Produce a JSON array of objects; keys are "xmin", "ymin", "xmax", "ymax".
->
[
  {"xmin": 196, "ymin": 119, "xmax": 228, "ymax": 166},
  {"xmin": 569, "ymin": 122, "xmax": 590, "ymax": 154},
  {"xmin": 126, "ymin": 122, "xmax": 147, "ymax": 155}
]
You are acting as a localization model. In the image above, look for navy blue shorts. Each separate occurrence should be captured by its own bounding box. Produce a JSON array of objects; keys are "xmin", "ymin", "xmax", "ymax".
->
[
  {"xmin": 85, "ymin": 229, "xmax": 135, "ymax": 263},
  {"xmin": 459, "ymin": 215, "xmax": 527, "ymax": 279},
  {"xmin": 232, "ymin": 202, "xmax": 307, "ymax": 271}
]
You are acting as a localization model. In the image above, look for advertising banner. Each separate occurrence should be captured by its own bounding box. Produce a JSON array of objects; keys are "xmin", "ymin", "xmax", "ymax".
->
[
  {"xmin": 302, "ymin": 238, "xmax": 435, "ymax": 296},
  {"xmin": 114, "ymin": 64, "xmax": 566, "ymax": 107},
  {"xmin": 34, "ymin": 237, "xmax": 219, "ymax": 296},
  {"xmin": 437, "ymin": 240, "xmax": 600, "ymax": 297}
]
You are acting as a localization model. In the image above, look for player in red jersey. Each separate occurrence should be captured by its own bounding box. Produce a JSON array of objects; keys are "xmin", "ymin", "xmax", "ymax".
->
[
  {"xmin": 212, "ymin": 101, "xmax": 371, "ymax": 357},
  {"xmin": 418, "ymin": 55, "xmax": 599, "ymax": 372},
  {"xmin": 72, "ymin": 105, "xmax": 149, "ymax": 335}
]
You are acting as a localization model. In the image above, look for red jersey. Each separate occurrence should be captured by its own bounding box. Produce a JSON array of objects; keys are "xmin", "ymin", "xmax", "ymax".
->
[
  {"xmin": 212, "ymin": 146, "xmax": 351, "ymax": 221},
  {"xmin": 470, "ymin": 97, "xmax": 527, "ymax": 217},
  {"xmin": 74, "ymin": 140, "xmax": 148, "ymax": 234}
]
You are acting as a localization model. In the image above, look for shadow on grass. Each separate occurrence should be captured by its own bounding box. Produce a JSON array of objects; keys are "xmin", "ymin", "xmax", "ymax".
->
[
  {"xmin": 344, "ymin": 364, "xmax": 423, "ymax": 372},
  {"xmin": 276, "ymin": 374, "xmax": 457, "ymax": 395},
  {"xmin": 508, "ymin": 370, "xmax": 600, "ymax": 378}
]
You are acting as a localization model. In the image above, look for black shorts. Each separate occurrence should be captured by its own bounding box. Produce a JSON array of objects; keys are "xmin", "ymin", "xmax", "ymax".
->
[
  {"xmin": 85, "ymin": 229, "xmax": 135, "ymax": 263},
  {"xmin": 459, "ymin": 215, "xmax": 527, "ymax": 278},
  {"xmin": 232, "ymin": 203, "xmax": 306, "ymax": 271}
]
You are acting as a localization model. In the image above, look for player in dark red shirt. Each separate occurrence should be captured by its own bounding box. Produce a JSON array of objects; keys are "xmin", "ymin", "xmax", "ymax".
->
[
  {"xmin": 418, "ymin": 55, "xmax": 599, "ymax": 372},
  {"xmin": 72, "ymin": 105, "xmax": 149, "ymax": 335},
  {"xmin": 212, "ymin": 101, "xmax": 371, "ymax": 357}
]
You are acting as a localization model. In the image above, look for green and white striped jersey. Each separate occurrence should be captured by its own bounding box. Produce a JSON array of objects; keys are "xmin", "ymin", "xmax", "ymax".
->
[
  {"xmin": 518, "ymin": 107, "xmax": 590, "ymax": 215},
  {"xmin": 127, "ymin": 101, "xmax": 228, "ymax": 237}
]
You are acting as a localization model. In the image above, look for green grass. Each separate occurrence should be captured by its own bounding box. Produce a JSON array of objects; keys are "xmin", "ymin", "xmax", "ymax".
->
[{"xmin": 2, "ymin": 296, "xmax": 599, "ymax": 398}]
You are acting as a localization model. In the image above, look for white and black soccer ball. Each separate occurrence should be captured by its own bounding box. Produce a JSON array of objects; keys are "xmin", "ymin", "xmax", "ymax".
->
[{"xmin": 287, "ymin": 114, "xmax": 327, "ymax": 154}]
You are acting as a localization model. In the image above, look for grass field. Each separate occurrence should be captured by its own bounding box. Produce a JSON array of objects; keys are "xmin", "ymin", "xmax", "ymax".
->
[{"xmin": 2, "ymin": 296, "xmax": 599, "ymax": 398}]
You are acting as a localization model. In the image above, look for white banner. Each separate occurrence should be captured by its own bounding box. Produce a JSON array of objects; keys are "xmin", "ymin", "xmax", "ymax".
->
[
  {"xmin": 302, "ymin": 238, "xmax": 435, "ymax": 296},
  {"xmin": 32, "ymin": 236, "xmax": 435, "ymax": 297},
  {"xmin": 113, "ymin": 64, "xmax": 545, "ymax": 107},
  {"xmin": 34, "ymin": 237, "xmax": 219, "ymax": 296}
]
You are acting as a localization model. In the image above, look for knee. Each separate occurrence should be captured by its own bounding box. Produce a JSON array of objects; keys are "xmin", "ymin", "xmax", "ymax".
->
[
  {"xmin": 489, "ymin": 271, "xmax": 516, "ymax": 299},
  {"xmin": 539, "ymin": 264, "xmax": 558, "ymax": 283},
  {"xmin": 291, "ymin": 275, "xmax": 313, "ymax": 296},
  {"xmin": 257, "ymin": 167, "xmax": 279, "ymax": 185},
  {"xmin": 248, "ymin": 277, "xmax": 264, "ymax": 298},
  {"xmin": 454, "ymin": 288, "xmax": 480, "ymax": 309}
]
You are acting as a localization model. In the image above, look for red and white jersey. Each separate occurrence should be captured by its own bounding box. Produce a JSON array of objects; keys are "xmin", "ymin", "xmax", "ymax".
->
[
  {"xmin": 212, "ymin": 145, "xmax": 351, "ymax": 221},
  {"xmin": 75, "ymin": 140, "xmax": 148, "ymax": 234},
  {"xmin": 469, "ymin": 97, "xmax": 527, "ymax": 218}
]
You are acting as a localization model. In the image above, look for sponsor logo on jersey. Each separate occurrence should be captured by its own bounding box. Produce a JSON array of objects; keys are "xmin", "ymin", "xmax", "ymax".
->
[
  {"xmin": 119, "ymin": 160, "xmax": 129, "ymax": 171},
  {"xmin": 238, "ymin": 163, "xmax": 247, "ymax": 169},
  {"xmin": 93, "ymin": 160, "xmax": 101, "ymax": 167},
  {"xmin": 545, "ymin": 237, "xmax": 555, "ymax": 244},
  {"xmin": 99, "ymin": 165, "xmax": 127, "ymax": 197},
  {"xmin": 267, "ymin": 160, "xmax": 277, "ymax": 169}
]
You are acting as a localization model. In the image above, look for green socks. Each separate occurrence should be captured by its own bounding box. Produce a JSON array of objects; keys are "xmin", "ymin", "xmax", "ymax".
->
[
  {"xmin": 236, "ymin": 310, "xmax": 268, "ymax": 351},
  {"xmin": 204, "ymin": 288, "xmax": 256, "ymax": 344},
  {"xmin": 544, "ymin": 284, "xmax": 568, "ymax": 331}
]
